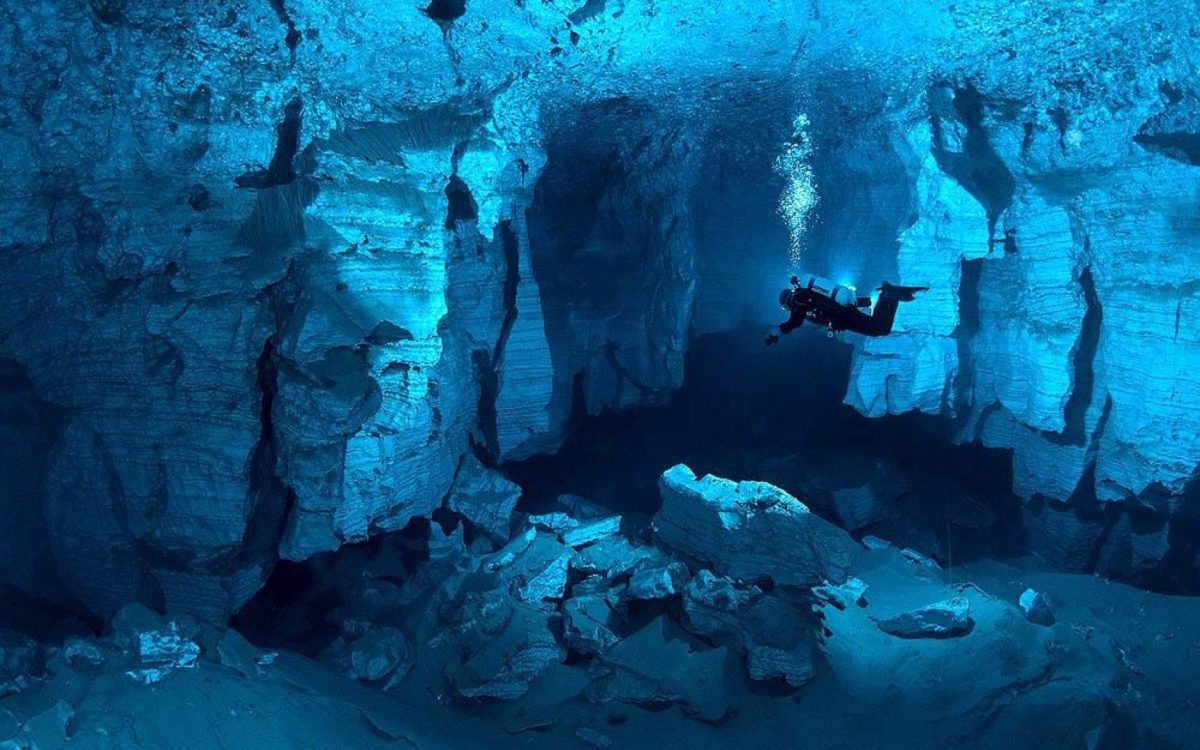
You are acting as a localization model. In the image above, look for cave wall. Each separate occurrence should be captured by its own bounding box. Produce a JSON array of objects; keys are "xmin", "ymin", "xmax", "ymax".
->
[
  {"xmin": 800, "ymin": 1, "xmax": 1200, "ymax": 575},
  {"xmin": 3, "ymin": 0, "xmax": 1199, "ymax": 618},
  {"xmin": 0, "ymin": 0, "xmax": 804, "ymax": 619}
]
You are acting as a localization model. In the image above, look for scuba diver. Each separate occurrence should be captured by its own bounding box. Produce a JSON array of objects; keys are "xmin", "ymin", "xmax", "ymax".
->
[{"xmin": 765, "ymin": 274, "xmax": 928, "ymax": 345}]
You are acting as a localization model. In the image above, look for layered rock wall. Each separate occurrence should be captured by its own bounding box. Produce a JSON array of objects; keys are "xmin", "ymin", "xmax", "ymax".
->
[{"xmin": 0, "ymin": 0, "xmax": 803, "ymax": 618}]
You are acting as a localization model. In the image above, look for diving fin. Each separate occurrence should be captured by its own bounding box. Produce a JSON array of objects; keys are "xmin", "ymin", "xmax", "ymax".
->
[{"xmin": 877, "ymin": 282, "xmax": 929, "ymax": 302}]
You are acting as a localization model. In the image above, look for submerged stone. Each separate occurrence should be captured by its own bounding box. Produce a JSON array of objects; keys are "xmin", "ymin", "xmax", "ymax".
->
[
  {"xmin": 587, "ymin": 617, "xmax": 730, "ymax": 724},
  {"xmin": 446, "ymin": 456, "xmax": 521, "ymax": 544},
  {"xmin": 562, "ymin": 595, "xmax": 619, "ymax": 655},
  {"xmin": 813, "ymin": 577, "xmax": 870, "ymax": 610},
  {"xmin": 656, "ymin": 464, "xmax": 860, "ymax": 587},
  {"xmin": 1019, "ymin": 588, "xmax": 1056, "ymax": 627},
  {"xmin": 873, "ymin": 597, "xmax": 974, "ymax": 639},
  {"xmin": 563, "ymin": 517, "xmax": 623, "ymax": 549},
  {"xmin": 626, "ymin": 562, "xmax": 689, "ymax": 601}
]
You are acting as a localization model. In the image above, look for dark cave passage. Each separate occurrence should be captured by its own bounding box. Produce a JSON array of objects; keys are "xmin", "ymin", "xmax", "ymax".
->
[{"xmin": 500, "ymin": 324, "xmax": 1025, "ymax": 566}]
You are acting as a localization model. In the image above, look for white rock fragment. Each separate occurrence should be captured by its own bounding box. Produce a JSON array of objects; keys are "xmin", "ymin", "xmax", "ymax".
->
[
  {"xmin": 873, "ymin": 597, "xmax": 973, "ymax": 639},
  {"xmin": 1019, "ymin": 588, "xmax": 1056, "ymax": 626},
  {"xmin": 656, "ymin": 465, "xmax": 859, "ymax": 587}
]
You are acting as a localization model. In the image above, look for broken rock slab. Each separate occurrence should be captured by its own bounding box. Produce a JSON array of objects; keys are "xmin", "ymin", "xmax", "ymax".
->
[
  {"xmin": 446, "ymin": 455, "xmax": 521, "ymax": 544},
  {"xmin": 563, "ymin": 516, "xmax": 623, "ymax": 549},
  {"xmin": 586, "ymin": 617, "xmax": 731, "ymax": 724},
  {"xmin": 680, "ymin": 571, "xmax": 817, "ymax": 688},
  {"xmin": 625, "ymin": 562, "xmax": 689, "ymax": 602},
  {"xmin": 873, "ymin": 597, "xmax": 974, "ymax": 639},
  {"xmin": 563, "ymin": 595, "xmax": 619, "ymax": 656},
  {"xmin": 813, "ymin": 577, "xmax": 870, "ymax": 610},
  {"xmin": 656, "ymin": 464, "xmax": 859, "ymax": 587}
]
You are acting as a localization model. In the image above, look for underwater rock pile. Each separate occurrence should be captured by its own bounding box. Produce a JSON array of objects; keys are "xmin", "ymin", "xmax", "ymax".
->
[
  {"xmin": 3, "ymin": 463, "xmax": 1200, "ymax": 747},
  {"xmin": 309, "ymin": 466, "xmax": 837, "ymax": 709}
]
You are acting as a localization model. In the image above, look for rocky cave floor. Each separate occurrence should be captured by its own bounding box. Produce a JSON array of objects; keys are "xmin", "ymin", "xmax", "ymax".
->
[
  {"xmin": 2, "ymin": 524, "xmax": 1198, "ymax": 750},
  {"xmin": 2, "ymin": 333, "xmax": 1199, "ymax": 750}
]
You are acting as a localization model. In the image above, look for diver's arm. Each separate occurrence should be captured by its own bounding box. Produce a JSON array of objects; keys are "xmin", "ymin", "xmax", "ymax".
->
[{"xmin": 765, "ymin": 306, "xmax": 806, "ymax": 346}]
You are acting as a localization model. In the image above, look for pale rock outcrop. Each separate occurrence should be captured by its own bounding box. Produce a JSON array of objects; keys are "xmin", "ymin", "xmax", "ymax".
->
[
  {"xmin": 823, "ymin": 1, "xmax": 1200, "ymax": 540},
  {"xmin": 1018, "ymin": 589, "xmax": 1055, "ymax": 627},
  {"xmin": 656, "ymin": 464, "xmax": 859, "ymax": 588},
  {"xmin": 873, "ymin": 597, "xmax": 974, "ymax": 639}
]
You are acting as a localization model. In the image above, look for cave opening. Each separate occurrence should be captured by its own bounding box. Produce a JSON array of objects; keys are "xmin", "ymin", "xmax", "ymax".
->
[
  {"xmin": 500, "ymin": 325, "xmax": 1025, "ymax": 567},
  {"xmin": 512, "ymin": 92, "xmax": 1025, "ymax": 571}
]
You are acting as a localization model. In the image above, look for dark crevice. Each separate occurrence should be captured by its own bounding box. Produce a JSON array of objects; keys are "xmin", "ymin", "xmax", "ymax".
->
[
  {"xmin": 568, "ymin": 0, "xmax": 607, "ymax": 25},
  {"xmin": 235, "ymin": 97, "xmax": 305, "ymax": 189},
  {"xmin": 1134, "ymin": 94, "xmax": 1200, "ymax": 166},
  {"xmin": 603, "ymin": 341, "xmax": 660, "ymax": 402},
  {"xmin": 930, "ymin": 83, "xmax": 1016, "ymax": 248},
  {"xmin": 1133, "ymin": 131, "xmax": 1200, "ymax": 166},
  {"xmin": 444, "ymin": 175, "xmax": 479, "ymax": 229},
  {"xmin": 952, "ymin": 257, "xmax": 985, "ymax": 421},
  {"xmin": 1048, "ymin": 106, "xmax": 1069, "ymax": 151},
  {"xmin": 1053, "ymin": 264, "xmax": 1102, "ymax": 446},
  {"xmin": 365, "ymin": 321, "xmax": 415, "ymax": 346},
  {"xmin": 236, "ymin": 335, "xmax": 296, "ymax": 569},
  {"xmin": 232, "ymin": 268, "xmax": 302, "ymax": 576},
  {"xmin": 493, "ymin": 220, "xmax": 521, "ymax": 366},
  {"xmin": 472, "ymin": 349, "xmax": 500, "ymax": 460},
  {"xmin": 1062, "ymin": 395, "xmax": 1115, "ymax": 575},
  {"xmin": 187, "ymin": 183, "xmax": 216, "ymax": 211},
  {"xmin": 1002, "ymin": 228, "xmax": 1018, "ymax": 255},
  {"xmin": 269, "ymin": 0, "xmax": 303, "ymax": 60},
  {"xmin": 1154, "ymin": 468, "xmax": 1200, "ymax": 593},
  {"xmin": 136, "ymin": 268, "xmax": 303, "ymax": 583},
  {"xmin": 1082, "ymin": 502, "xmax": 1122, "ymax": 575}
]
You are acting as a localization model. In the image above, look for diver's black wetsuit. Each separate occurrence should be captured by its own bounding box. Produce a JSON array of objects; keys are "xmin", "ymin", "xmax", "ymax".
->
[{"xmin": 765, "ymin": 279, "xmax": 927, "ymax": 344}]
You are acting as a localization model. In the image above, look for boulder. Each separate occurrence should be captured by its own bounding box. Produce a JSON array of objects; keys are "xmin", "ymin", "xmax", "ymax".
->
[
  {"xmin": 873, "ymin": 597, "xmax": 974, "ymax": 639},
  {"xmin": 446, "ymin": 456, "xmax": 522, "ymax": 544},
  {"xmin": 563, "ymin": 517, "xmax": 623, "ymax": 549},
  {"xmin": 123, "ymin": 621, "xmax": 202, "ymax": 685},
  {"xmin": 813, "ymin": 577, "xmax": 870, "ymax": 610},
  {"xmin": 586, "ymin": 617, "xmax": 730, "ymax": 723},
  {"xmin": 656, "ymin": 465, "xmax": 859, "ymax": 587},
  {"xmin": 483, "ymin": 529, "xmax": 572, "ymax": 607},
  {"xmin": 1018, "ymin": 589, "xmax": 1056, "ymax": 627},
  {"xmin": 862, "ymin": 535, "xmax": 893, "ymax": 550},
  {"xmin": 571, "ymin": 538, "xmax": 666, "ymax": 580},
  {"xmin": 442, "ymin": 588, "xmax": 564, "ymax": 702},
  {"xmin": 0, "ymin": 631, "xmax": 40, "ymax": 697},
  {"xmin": 681, "ymin": 570, "xmax": 764, "ymax": 641},
  {"xmin": 562, "ymin": 595, "xmax": 619, "ymax": 655},
  {"xmin": 626, "ymin": 562, "xmax": 689, "ymax": 602},
  {"xmin": 681, "ymin": 571, "xmax": 817, "ymax": 687},
  {"xmin": 324, "ymin": 626, "xmax": 413, "ymax": 687}
]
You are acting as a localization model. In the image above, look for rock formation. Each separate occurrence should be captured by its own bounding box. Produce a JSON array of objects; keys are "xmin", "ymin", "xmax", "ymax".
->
[{"xmin": 656, "ymin": 464, "xmax": 860, "ymax": 587}]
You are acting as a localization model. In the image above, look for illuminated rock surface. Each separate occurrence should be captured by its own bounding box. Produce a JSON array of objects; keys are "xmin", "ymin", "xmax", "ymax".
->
[{"xmin": 656, "ymin": 464, "xmax": 860, "ymax": 587}]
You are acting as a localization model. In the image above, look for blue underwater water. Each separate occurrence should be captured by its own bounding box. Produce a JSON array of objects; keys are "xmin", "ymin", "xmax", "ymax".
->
[{"xmin": 1, "ymin": 0, "xmax": 1200, "ymax": 747}]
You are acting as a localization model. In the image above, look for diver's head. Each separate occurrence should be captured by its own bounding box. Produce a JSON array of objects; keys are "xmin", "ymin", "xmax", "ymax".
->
[{"xmin": 779, "ymin": 288, "xmax": 794, "ymax": 309}]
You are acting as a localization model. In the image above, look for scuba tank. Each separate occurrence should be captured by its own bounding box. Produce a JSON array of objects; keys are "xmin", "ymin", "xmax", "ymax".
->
[{"xmin": 796, "ymin": 273, "xmax": 860, "ymax": 307}]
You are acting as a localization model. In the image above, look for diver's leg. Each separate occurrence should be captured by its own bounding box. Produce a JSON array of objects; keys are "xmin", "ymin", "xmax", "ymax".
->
[
  {"xmin": 862, "ymin": 295, "xmax": 901, "ymax": 336},
  {"xmin": 858, "ymin": 283, "xmax": 926, "ymax": 336},
  {"xmin": 839, "ymin": 304, "xmax": 891, "ymax": 336}
]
